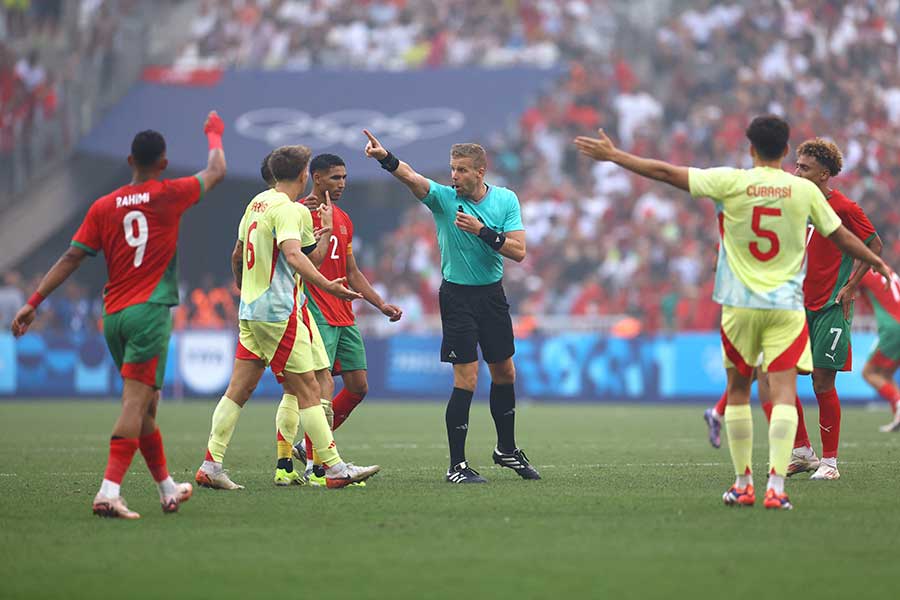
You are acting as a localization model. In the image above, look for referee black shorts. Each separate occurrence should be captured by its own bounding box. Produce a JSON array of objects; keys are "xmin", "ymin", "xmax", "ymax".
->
[{"xmin": 438, "ymin": 279, "xmax": 515, "ymax": 365}]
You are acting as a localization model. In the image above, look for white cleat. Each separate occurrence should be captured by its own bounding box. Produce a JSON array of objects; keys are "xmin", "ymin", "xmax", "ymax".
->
[
  {"xmin": 809, "ymin": 462, "xmax": 840, "ymax": 481},
  {"xmin": 195, "ymin": 465, "xmax": 245, "ymax": 490},
  {"xmin": 879, "ymin": 412, "xmax": 900, "ymax": 433},
  {"xmin": 92, "ymin": 493, "xmax": 140, "ymax": 519},
  {"xmin": 326, "ymin": 463, "xmax": 380, "ymax": 489},
  {"xmin": 162, "ymin": 482, "xmax": 193, "ymax": 513},
  {"xmin": 787, "ymin": 447, "xmax": 820, "ymax": 477}
]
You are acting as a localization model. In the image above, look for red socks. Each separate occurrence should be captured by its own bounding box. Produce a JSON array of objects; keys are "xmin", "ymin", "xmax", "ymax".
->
[
  {"xmin": 714, "ymin": 391, "xmax": 727, "ymax": 416},
  {"xmin": 816, "ymin": 388, "xmax": 841, "ymax": 459},
  {"xmin": 139, "ymin": 428, "xmax": 170, "ymax": 483},
  {"xmin": 104, "ymin": 437, "xmax": 139, "ymax": 484},
  {"xmin": 332, "ymin": 389, "xmax": 365, "ymax": 431},
  {"xmin": 794, "ymin": 395, "xmax": 811, "ymax": 449},
  {"xmin": 878, "ymin": 383, "xmax": 900, "ymax": 414},
  {"xmin": 761, "ymin": 400, "xmax": 773, "ymax": 421}
]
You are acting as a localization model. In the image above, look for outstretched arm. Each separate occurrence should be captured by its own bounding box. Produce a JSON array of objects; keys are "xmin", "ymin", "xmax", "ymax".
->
[
  {"xmin": 363, "ymin": 129, "xmax": 431, "ymax": 199},
  {"xmin": 829, "ymin": 226, "xmax": 893, "ymax": 283},
  {"xmin": 11, "ymin": 246, "xmax": 89, "ymax": 337},
  {"xmin": 346, "ymin": 252, "xmax": 402, "ymax": 321},
  {"xmin": 574, "ymin": 128, "xmax": 690, "ymax": 192},
  {"xmin": 194, "ymin": 110, "xmax": 227, "ymax": 194},
  {"xmin": 280, "ymin": 239, "xmax": 363, "ymax": 301}
]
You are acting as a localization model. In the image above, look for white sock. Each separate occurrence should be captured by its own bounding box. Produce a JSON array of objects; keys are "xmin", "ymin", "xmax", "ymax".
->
[
  {"xmin": 201, "ymin": 460, "xmax": 221, "ymax": 473},
  {"xmin": 736, "ymin": 474, "xmax": 753, "ymax": 489},
  {"xmin": 157, "ymin": 476, "xmax": 177, "ymax": 499},
  {"xmin": 767, "ymin": 474, "xmax": 785, "ymax": 494},
  {"xmin": 99, "ymin": 479, "xmax": 121, "ymax": 498},
  {"xmin": 325, "ymin": 461, "xmax": 347, "ymax": 477},
  {"xmin": 306, "ymin": 458, "xmax": 314, "ymax": 471},
  {"xmin": 795, "ymin": 445, "xmax": 814, "ymax": 457},
  {"xmin": 712, "ymin": 409, "xmax": 723, "ymax": 420},
  {"xmin": 821, "ymin": 457, "xmax": 837, "ymax": 468}
]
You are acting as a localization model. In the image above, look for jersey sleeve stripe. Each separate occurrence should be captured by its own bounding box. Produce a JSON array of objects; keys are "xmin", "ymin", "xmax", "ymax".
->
[
  {"xmin": 864, "ymin": 232, "xmax": 877, "ymax": 244},
  {"xmin": 70, "ymin": 240, "xmax": 98, "ymax": 256},
  {"xmin": 194, "ymin": 174, "xmax": 205, "ymax": 199}
]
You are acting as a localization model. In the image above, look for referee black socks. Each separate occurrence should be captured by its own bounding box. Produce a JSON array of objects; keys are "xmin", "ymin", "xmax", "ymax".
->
[
  {"xmin": 490, "ymin": 383, "xmax": 517, "ymax": 453},
  {"xmin": 446, "ymin": 387, "xmax": 474, "ymax": 466}
]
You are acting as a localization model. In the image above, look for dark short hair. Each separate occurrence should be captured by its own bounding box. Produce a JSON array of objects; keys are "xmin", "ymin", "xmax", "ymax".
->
[
  {"xmin": 310, "ymin": 153, "xmax": 346, "ymax": 174},
  {"xmin": 797, "ymin": 138, "xmax": 843, "ymax": 177},
  {"xmin": 745, "ymin": 115, "xmax": 790, "ymax": 161},
  {"xmin": 131, "ymin": 130, "xmax": 166, "ymax": 167},
  {"xmin": 260, "ymin": 150, "xmax": 275, "ymax": 185},
  {"xmin": 267, "ymin": 145, "xmax": 312, "ymax": 182}
]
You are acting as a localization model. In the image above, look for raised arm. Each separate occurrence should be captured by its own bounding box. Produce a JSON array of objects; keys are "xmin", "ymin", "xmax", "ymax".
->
[
  {"xmin": 194, "ymin": 110, "xmax": 227, "ymax": 194},
  {"xmin": 346, "ymin": 252, "xmax": 402, "ymax": 321},
  {"xmin": 574, "ymin": 128, "xmax": 690, "ymax": 192},
  {"xmin": 305, "ymin": 192, "xmax": 334, "ymax": 268},
  {"xmin": 363, "ymin": 129, "xmax": 431, "ymax": 200},
  {"xmin": 280, "ymin": 239, "xmax": 362, "ymax": 301},
  {"xmin": 11, "ymin": 246, "xmax": 90, "ymax": 337},
  {"xmin": 828, "ymin": 226, "xmax": 893, "ymax": 283}
]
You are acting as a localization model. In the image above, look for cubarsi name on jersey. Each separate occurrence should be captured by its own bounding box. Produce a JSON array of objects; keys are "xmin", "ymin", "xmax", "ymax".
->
[{"xmin": 116, "ymin": 193, "xmax": 151, "ymax": 208}]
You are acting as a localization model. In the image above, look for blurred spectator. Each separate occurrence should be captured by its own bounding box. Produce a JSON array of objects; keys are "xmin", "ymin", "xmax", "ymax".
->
[{"xmin": 0, "ymin": 271, "xmax": 25, "ymax": 327}]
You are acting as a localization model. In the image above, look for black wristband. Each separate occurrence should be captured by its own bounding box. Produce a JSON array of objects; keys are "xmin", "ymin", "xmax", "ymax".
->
[
  {"xmin": 478, "ymin": 226, "xmax": 506, "ymax": 251},
  {"xmin": 378, "ymin": 151, "xmax": 400, "ymax": 172}
]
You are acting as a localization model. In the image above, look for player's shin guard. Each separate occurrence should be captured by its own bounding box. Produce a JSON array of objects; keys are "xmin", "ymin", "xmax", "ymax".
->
[
  {"xmin": 769, "ymin": 404, "xmax": 799, "ymax": 476},
  {"xmin": 793, "ymin": 395, "xmax": 811, "ymax": 449},
  {"xmin": 332, "ymin": 389, "xmax": 365, "ymax": 430},
  {"xmin": 816, "ymin": 388, "xmax": 841, "ymax": 458},
  {"xmin": 299, "ymin": 405, "xmax": 342, "ymax": 468},
  {"xmin": 724, "ymin": 404, "xmax": 753, "ymax": 477},
  {"xmin": 276, "ymin": 394, "xmax": 301, "ymax": 460},
  {"xmin": 207, "ymin": 395, "xmax": 242, "ymax": 463},
  {"xmin": 139, "ymin": 428, "xmax": 169, "ymax": 482}
]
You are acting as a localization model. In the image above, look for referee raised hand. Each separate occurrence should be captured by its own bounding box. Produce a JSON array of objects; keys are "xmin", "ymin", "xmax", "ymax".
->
[{"xmin": 363, "ymin": 129, "xmax": 540, "ymax": 484}]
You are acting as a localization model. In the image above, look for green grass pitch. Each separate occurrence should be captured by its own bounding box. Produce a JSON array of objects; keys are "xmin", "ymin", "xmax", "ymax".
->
[{"xmin": 1, "ymin": 401, "xmax": 899, "ymax": 600}]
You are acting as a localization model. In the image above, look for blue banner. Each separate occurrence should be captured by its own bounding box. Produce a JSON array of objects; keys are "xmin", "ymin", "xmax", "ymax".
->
[
  {"xmin": 78, "ymin": 68, "xmax": 561, "ymax": 181},
  {"xmin": 0, "ymin": 331, "xmax": 893, "ymax": 403}
]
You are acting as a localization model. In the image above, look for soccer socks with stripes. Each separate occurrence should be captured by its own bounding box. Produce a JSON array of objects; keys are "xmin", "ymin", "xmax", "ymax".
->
[
  {"xmin": 724, "ymin": 404, "xmax": 753, "ymax": 487},
  {"xmin": 139, "ymin": 428, "xmax": 176, "ymax": 498},
  {"xmin": 816, "ymin": 388, "xmax": 841, "ymax": 459},
  {"xmin": 299, "ymin": 404, "xmax": 342, "ymax": 468},
  {"xmin": 275, "ymin": 394, "xmax": 300, "ymax": 471},
  {"xmin": 100, "ymin": 437, "xmax": 139, "ymax": 498},
  {"xmin": 206, "ymin": 395, "xmax": 242, "ymax": 464},
  {"xmin": 332, "ymin": 388, "xmax": 365, "ymax": 430},
  {"xmin": 489, "ymin": 383, "xmax": 517, "ymax": 453},
  {"xmin": 793, "ymin": 395, "xmax": 811, "ymax": 450},
  {"xmin": 769, "ymin": 404, "xmax": 799, "ymax": 478},
  {"xmin": 878, "ymin": 383, "xmax": 900, "ymax": 413},
  {"xmin": 446, "ymin": 387, "xmax": 474, "ymax": 466}
]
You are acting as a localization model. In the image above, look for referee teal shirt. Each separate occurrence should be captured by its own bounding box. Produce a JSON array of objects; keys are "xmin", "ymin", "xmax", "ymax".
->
[{"xmin": 422, "ymin": 179, "xmax": 524, "ymax": 286}]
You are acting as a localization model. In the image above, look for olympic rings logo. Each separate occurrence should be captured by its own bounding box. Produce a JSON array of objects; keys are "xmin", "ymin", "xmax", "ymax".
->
[{"xmin": 235, "ymin": 107, "xmax": 466, "ymax": 148}]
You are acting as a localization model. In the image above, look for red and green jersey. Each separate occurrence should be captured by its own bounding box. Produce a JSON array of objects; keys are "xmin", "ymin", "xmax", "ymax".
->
[
  {"xmin": 71, "ymin": 176, "xmax": 203, "ymax": 315},
  {"xmin": 307, "ymin": 203, "xmax": 355, "ymax": 326},
  {"xmin": 859, "ymin": 269, "xmax": 900, "ymax": 327},
  {"xmin": 803, "ymin": 189, "xmax": 876, "ymax": 312}
]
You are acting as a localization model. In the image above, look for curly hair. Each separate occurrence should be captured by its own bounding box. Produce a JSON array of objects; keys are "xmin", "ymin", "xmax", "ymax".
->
[{"xmin": 797, "ymin": 138, "xmax": 843, "ymax": 177}]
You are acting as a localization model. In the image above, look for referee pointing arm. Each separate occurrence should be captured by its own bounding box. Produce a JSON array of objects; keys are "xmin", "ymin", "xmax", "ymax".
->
[{"xmin": 363, "ymin": 129, "xmax": 540, "ymax": 483}]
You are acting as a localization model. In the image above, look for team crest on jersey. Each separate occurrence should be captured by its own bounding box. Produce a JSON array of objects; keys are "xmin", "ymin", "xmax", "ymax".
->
[{"xmin": 340, "ymin": 226, "xmax": 348, "ymax": 235}]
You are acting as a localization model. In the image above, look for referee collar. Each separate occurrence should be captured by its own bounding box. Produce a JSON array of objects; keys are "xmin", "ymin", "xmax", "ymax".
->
[{"xmin": 461, "ymin": 183, "xmax": 490, "ymax": 205}]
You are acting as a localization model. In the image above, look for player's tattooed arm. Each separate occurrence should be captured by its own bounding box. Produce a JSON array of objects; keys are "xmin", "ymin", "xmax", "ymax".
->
[
  {"xmin": 11, "ymin": 246, "xmax": 89, "ymax": 337},
  {"xmin": 346, "ymin": 252, "xmax": 402, "ymax": 321},
  {"xmin": 573, "ymin": 128, "xmax": 690, "ymax": 192},
  {"xmin": 363, "ymin": 129, "xmax": 430, "ymax": 199},
  {"xmin": 231, "ymin": 240, "xmax": 243, "ymax": 290}
]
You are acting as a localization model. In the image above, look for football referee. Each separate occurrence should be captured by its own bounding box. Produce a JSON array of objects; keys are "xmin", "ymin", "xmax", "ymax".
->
[{"xmin": 363, "ymin": 129, "xmax": 540, "ymax": 483}]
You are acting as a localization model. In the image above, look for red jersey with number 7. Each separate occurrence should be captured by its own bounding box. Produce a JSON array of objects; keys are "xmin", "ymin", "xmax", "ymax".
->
[
  {"xmin": 70, "ymin": 176, "xmax": 203, "ymax": 315},
  {"xmin": 306, "ymin": 203, "xmax": 355, "ymax": 326},
  {"xmin": 803, "ymin": 189, "xmax": 876, "ymax": 312}
]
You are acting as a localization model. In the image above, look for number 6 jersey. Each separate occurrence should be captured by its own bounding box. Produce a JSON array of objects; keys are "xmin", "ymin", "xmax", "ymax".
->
[
  {"xmin": 71, "ymin": 176, "xmax": 204, "ymax": 315},
  {"xmin": 688, "ymin": 166, "xmax": 841, "ymax": 310}
]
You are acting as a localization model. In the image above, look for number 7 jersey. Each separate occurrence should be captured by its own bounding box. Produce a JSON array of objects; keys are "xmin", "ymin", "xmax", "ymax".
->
[
  {"xmin": 71, "ymin": 176, "xmax": 204, "ymax": 315},
  {"xmin": 688, "ymin": 166, "xmax": 841, "ymax": 310}
]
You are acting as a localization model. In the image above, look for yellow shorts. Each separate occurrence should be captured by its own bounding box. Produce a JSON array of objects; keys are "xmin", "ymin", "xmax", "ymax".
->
[
  {"xmin": 720, "ymin": 306, "xmax": 812, "ymax": 376},
  {"xmin": 236, "ymin": 302, "xmax": 330, "ymax": 378}
]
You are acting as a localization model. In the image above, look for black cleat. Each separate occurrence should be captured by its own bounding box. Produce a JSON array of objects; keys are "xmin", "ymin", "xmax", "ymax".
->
[
  {"xmin": 493, "ymin": 448, "xmax": 541, "ymax": 480},
  {"xmin": 445, "ymin": 461, "xmax": 488, "ymax": 484}
]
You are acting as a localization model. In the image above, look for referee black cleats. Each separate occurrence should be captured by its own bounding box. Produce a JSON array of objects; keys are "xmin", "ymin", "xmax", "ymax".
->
[
  {"xmin": 445, "ymin": 461, "xmax": 487, "ymax": 484},
  {"xmin": 493, "ymin": 448, "xmax": 541, "ymax": 480}
]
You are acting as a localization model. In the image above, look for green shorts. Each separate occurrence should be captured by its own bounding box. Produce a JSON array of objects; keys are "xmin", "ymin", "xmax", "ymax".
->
[
  {"xmin": 806, "ymin": 304, "xmax": 853, "ymax": 372},
  {"xmin": 871, "ymin": 319, "xmax": 900, "ymax": 367},
  {"xmin": 103, "ymin": 302, "xmax": 172, "ymax": 388},
  {"xmin": 307, "ymin": 301, "xmax": 367, "ymax": 374}
]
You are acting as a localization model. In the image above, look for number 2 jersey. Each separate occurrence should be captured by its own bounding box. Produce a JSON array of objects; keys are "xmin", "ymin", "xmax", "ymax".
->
[
  {"xmin": 306, "ymin": 203, "xmax": 355, "ymax": 326},
  {"xmin": 71, "ymin": 176, "xmax": 204, "ymax": 315},
  {"xmin": 689, "ymin": 166, "xmax": 841, "ymax": 310}
]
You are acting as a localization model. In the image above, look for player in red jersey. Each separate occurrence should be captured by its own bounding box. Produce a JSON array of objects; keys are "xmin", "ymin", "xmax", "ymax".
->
[
  {"xmin": 294, "ymin": 153, "xmax": 403, "ymax": 483},
  {"xmin": 858, "ymin": 269, "xmax": 900, "ymax": 432},
  {"xmin": 10, "ymin": 111, "xmax": 227, "ymax": 518}
]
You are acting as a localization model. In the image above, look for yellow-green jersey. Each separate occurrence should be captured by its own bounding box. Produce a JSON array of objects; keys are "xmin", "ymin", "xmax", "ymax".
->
[
  {"xmin": 237, "ymin": 189, "xmax": 316, "ymax": 322},
  {"xmin": 689, "ymin": 166, "xmax": 841, "ymax": 310}
]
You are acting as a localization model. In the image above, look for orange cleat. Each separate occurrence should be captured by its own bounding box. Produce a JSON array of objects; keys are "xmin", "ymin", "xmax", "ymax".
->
[
  {"xmin": 763, "ymin": 489, "xmax": 793, "ymax": 510},
  {"xmin": 722, "ymin": 484, "xmax": 755, "ymax": 507}
]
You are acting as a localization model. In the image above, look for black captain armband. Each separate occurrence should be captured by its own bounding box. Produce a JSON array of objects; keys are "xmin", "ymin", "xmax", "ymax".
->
[
  {"xmin": 478, "ymin": 226, "xmax": 506, "ymax": 251},
  {"xmin": 301, "ymin": 244, "xmax": 317, "ymax": 255},
  {"xmin": 378, "ymin": 151, "xmax": 400, "ymax": 172}
]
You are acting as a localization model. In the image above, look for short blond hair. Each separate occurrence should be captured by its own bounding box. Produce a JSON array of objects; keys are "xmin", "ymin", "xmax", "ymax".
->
[
  {"xmin": 450, "ymin": 143, "xmax": 487, "ymax": 169},
  {"xmin": 797, "ymin": 138, "xmax": 843, "ymax": 177},
  {"xmin": 268, "ymin": 144, "xmax": 312, "ymax": 181}
]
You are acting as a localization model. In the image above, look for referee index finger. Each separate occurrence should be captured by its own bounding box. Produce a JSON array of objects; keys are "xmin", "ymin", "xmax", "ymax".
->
[{"xmin": 363, "ymin": 129, "xmax": 379, "ymax": 145}]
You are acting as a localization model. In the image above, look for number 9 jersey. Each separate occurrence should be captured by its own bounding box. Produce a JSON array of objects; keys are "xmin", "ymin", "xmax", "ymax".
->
[{"xmin": 71, "ymin": 176, "xmax": 204, "ymax": 315}]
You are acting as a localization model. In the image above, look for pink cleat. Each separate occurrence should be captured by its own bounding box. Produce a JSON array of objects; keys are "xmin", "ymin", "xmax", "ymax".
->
[{"xmin": 92, "ymin": 493, "xmax": 140, "ymax": 519}]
